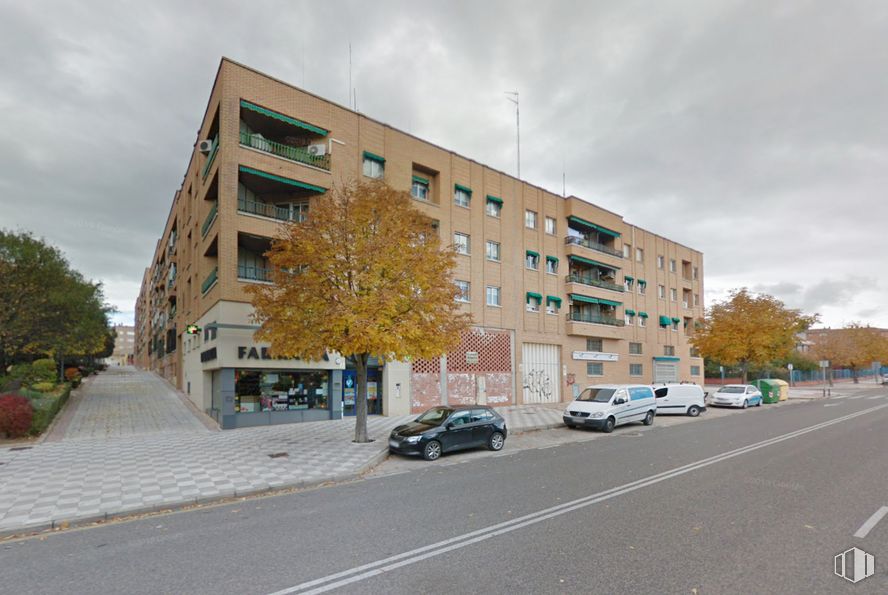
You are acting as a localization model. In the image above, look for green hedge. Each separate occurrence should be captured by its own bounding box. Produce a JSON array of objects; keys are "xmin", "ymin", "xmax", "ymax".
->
[{"xmin": 27, "ymin": 383, "xmax": 72, "ymax": 436}]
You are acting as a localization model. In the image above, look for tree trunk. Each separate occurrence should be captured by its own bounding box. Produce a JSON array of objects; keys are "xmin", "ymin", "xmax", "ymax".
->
[
  {"xmin": 852, "ymin": 368, "xmax": 859, "ymax": 384},
  {"xmin": 353, "ymin": 353, "xmax": 370, "ymax": 443},
  {"xmin": 740, "ymin": 362, "xmax": 748, "ymax": 384}
]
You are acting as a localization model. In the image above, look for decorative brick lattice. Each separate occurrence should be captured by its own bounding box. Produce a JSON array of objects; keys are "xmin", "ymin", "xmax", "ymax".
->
[
  {"xmin": 447, "ymin": 329, "xmax": 511, "ymax": 373},
  {"xmin": 411, "ymin": 356, "xmax": 441, "ymax": 374}
]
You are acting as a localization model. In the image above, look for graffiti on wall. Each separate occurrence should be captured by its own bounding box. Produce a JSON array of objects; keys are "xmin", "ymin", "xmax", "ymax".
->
[{"xmin": 523, "ymin": 368, "xmax": 553, "ymax": 402}]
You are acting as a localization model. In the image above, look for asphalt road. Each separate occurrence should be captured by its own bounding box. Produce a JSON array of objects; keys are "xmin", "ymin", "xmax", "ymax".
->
[{"xmin": 3, "ymin": 387, "xmax": 887, "ymax": 594}]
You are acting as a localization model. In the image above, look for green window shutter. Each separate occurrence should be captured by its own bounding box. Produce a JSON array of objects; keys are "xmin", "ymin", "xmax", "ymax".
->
[
  {"xmin": 238, "ymin": 166, "xmax": 327, "ymax": 193},
  {"xmin": 637, "ymin": 279, "xmax": 646, "ymax": 285},
  {"xmin": 546, "ymin": 256, "xmax": 559, "ymax": 263},
  {"xmin": 412, "ymin": 175, "xmax": 430, "ymax": 185},
  {"xmin": 240, "ymin": 100, "xmax": 329, "ymax": 136},
  {"xmin": 671, "ymin": 317, "xmax": 681, "ymax": 324},
  {"xmin": 659, "ymin": 315, "xmax": 672, "ymax": 326},
  {"xmin": 567, "ymin": 254, "xmax": 620, "ymax": 271},
  {"xmin": 569, "ymin": 294, "xmax": 599, "ymax": 305},
  {"xmin": 597, "ymin": 298, "xmax": 622, "ymax": 307},
  {"xmin": 653, "ymin": 356, "xmax": 681, "ymax": 362},
  {"xmin": 624, "ymin": 275, "xmax": 634, "ymax": 281},
  {"xmin": 526, "ymin": 250, "xmax": 540, "ymax": 258},
  {"xmin": 546, "ymin": 296, "xmax": 562, "ymax": 305},
  {"xmin": 566, "ymin": 215, "xmax": 621, "ymax": 237},
  {"xmin": 625, "ymin": 309, "xmax": 636, "ymax": 316},
  {"xmin": 486, "ymin": 194, "xmax": 503, "ymax": 205},
  {"xmin": 526, "ymin": 292, "xmax": 543, "ymax": 301},
  {"xmin": 638, "ymin": 311, "xmax": 649, "ymax": 318},
  {"xmin": 363, "ymin": 151, "xmax": 386, "ymax": 163},
  {"xmin": 455, "ymin": 183, "xmax": 473, "ymax": 195}
]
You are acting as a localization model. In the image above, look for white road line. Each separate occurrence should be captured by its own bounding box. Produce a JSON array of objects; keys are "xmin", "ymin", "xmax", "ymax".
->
[
  {"xmin": 850, "ymin": 396, "xmax": 866, "ymax": 400},
  {"xmin": 824, "ymin": 403, "xmax": 842, "ymax": 407},
  {"xmin": 267, "ymin": 403, "xmax": 888, "ymax": 595},
  {"xmin": 867, "ymin": 395, "xmax": 885, "ymax": 400},
  {"xmin": 855, "ymin": 506, "xmax": 888, "ymax": 539}
]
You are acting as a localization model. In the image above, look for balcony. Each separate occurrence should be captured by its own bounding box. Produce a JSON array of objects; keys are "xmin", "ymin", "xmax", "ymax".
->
[
  {"xmin": 201, "ymin": 136, "xmax": 219, "ymax": 180},
  {"xmin": 237, "ymin": 197, "xmax": 290, "ymax": 222},
  {"xmin": 201, "ymin": 203, "xmax": 218, "ymax": 238},
  {"xmin": 564, "ymin": 235, "xmax": 623, "ymax": 258},
  {"xmin": 566, "ymin": 273, "xmax": 624, "ymax": 293},
  {"xmin": 239, "ymin": 131, "xmax": 331, "ymax": 171},
  {"xmin": 568, "ymin": 311, "xmax": 625, "ymax": 327},
  {"xmin": 201, "ymin": 266, "xmax": 218, "ymax": 295},
  {"xmin": 238, "ymin": 264, "xmax": 273, "ymax": 283}
]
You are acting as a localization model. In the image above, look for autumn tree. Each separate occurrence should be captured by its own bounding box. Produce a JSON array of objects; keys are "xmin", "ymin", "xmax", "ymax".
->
[
  {"xmin": 812, "ymin": 324, "xmax": 888, "ymax": 383},
  {"xmin": 691, "ymin": 288, "xmax": 817, "ymax": 383},
  {"xmin": 248, "ymin": 180, "xmax": 472, "ymax": 443}
]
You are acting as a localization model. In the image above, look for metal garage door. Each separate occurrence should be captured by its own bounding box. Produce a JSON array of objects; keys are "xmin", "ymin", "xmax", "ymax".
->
[
  {"xmin": 522, "ymin": 343, "xmax": 560, "ymax": 404},
  {"xmin": 653, "ymin": 361, "xmax": 679, "ymax": 383}
]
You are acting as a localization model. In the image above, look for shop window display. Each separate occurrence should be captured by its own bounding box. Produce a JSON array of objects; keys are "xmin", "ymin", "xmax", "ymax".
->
[{"xmin": 234, "ymin": 370, "xmax": 329, "ymax": 413}]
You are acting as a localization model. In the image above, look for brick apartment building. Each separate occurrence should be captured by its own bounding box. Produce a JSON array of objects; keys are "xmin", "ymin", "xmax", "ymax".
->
[{"xmin": 135, "ymin": 58, "xmax": 705, "ymax": 429}]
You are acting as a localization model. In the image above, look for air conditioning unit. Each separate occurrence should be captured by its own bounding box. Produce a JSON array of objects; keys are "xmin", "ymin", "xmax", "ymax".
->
[
  {"xmin": 307, "ymin": 143, "xmax": 327, "ymax": 156},
  {"xmin": 198, "ymin": 139, "xmax": 214, "ymax": 153}
]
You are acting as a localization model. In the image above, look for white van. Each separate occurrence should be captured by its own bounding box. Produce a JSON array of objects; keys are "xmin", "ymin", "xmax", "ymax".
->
[
  {"xmin": 563, "ymin": 384, "xmax": 657, "ymax": 433},
  {"xmin": 652, "ymin": 384, "xmax": 706, "ymax": 416}
]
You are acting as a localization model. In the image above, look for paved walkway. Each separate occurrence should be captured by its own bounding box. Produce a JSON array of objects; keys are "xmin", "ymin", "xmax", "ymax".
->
[{"xmin": 45, "ymin": 367, "xmax": 210, "ymax": 442}]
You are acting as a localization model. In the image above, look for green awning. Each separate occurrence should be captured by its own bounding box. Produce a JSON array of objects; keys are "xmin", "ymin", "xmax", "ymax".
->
[
  {"xmin": 653, "ymin": 356, "xmax": 681, "ymax": 362},
  {"xmin": 569, "ymin": 294, "xmax": 599, "ymax": 305},
  {"xmin": 637, "ymin": 279, "xmax": 647, "ymax": 285},
  {"xmin": 546, "ymin": 296, "xmax": 562, "ymax": 305},
  {"xmin": 240, "ymin": 100, "xmax": 328, "ymax": 136},
  {"xmin": 454, "ymin": 183, "xmax": 473, "ymax": 195},
  {"xmin": 526, "ymin": 292, "xmax": 542, "ymax": 301},
  {"xmin": 546, "ymin": 255, "xmax": 559, "ymax": 263},
  {"xmin": 412, "ymin": 175, "xmax": 429, "ymax": 185},
  {"xmin": 567, "ymin": 254, "xmax": 620, "ymax": 271},
  {"xmin": 672, "ymin": 317, "xmax": 681, "ymax": 324},
  {"xmin": 638, "ymin": 311, "xmax": 649, "ymax": 318},
  {"xmin": 625, "ymin": 309, "xmax": 636, "ymax": 316},
  {"xmin": 486, "ymin": 195, "xmax": 503, "ymax": 205},
  {"xmin": 659, "ymin": 315, "xmax": 672, "ymax": 326},
  {"xmin": 597, "ymin": 298, "xmax": 622, "ymax": 307},
  {"xmin": 624, "ymin": 275, "xmax": 634, "ymax": 281},
  {"xmin": 526, "ymin": 250, "xmax": 539, "ymax": 258},
  {"xmin": 363, "ymin": 151, "xmax": 385, "ymax": 163},
  {"xmin": 238, "ymin": 166, "xmax": 327, "ymax": 193},
  {"xmin": 566, "ymin": 215, "xmax": 621, "ymax": 237}
]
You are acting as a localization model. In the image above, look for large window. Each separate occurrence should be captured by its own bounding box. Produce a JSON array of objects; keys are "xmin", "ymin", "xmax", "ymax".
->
[
  {"xmin": 234, "ymin": 370, "xmax": 329, "ymax": 413},
  {"xmin": 629, "ymin": 363, "xmax": 643, "ymax": 376},
  {"xmin": 454, "ymin": 232, "xmax": 470, "ymax": 255},
  {"xmin": 362, "ymin": 153, "xmax": 385, "ymax": 179},
  {"xmin": 545, "ymin": 216, "xmax": 556, "ymax": 235},
  {"xmin": 486, "ymin": 196, "xmax": 501, "ymax": 217},
  {"xmin": 586, "ymin": 338, "xmax": 603, "ymax": 352},
  {"xmin": 454, "ymin": 185, "xmax": 471, "ymax": 208},
  {"xmin": 587, "ymin": 362, "xmax": 604, "ymax": 376},
  {"xmin": 525, "ymin": 210, "xmax": 537, "ymax": 229},
  {"xmin": 411, "ymin": 177, "xmax": 429, "ymax": 200},
  {"xmin": 486, "ymin": 286, "xmax": 501, "ymax": 307},
  {"xmin": 455, "ymin": 280, "xmax": 471, "ymax": 302},
  {"xmin": 525, "ymin": 251, "xmax": 539, "ymax": 270},
  {"xmin": 486, "ymin": 240, "xmax": 501, "ymax": 262},
  {"xmin": 629, "ymin": 342, "xmax": 643, "ymax": 355}
]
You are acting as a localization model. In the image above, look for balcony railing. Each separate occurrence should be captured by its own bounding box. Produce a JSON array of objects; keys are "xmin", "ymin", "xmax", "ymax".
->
[
  {"xmin": 237, "ymin": 197, "xmax": 292, "ymax": 221},
  {"xmin": 201, "ymin": 136, "xmax": 219, "ymax": 180},
  {"xmin": 238, "ymin": 265, "xmax": 272, "ymax": 282},
  {"xmin": 239, "ymin": 132, "xmax": 331, "ymax": 171},
  {"xmin": 201, "ymin": 266, "xmax": 218, "ymax": 295},
  {"xmin": 566, "ymin": 273, "xmax": 624, "ymax": 293},
  {"xmin": 564, "ymin": 235, "xmax": 623, "ymax": 258},
  {"xmin": 201, "ymin": 203, "xmax": 218, "ymax": 238},
  {"xmin": 568, "ymin": 311, "xmax": 626, "ymax": 327}
]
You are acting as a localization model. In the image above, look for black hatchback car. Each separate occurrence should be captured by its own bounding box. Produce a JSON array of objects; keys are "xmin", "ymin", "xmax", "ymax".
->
[{"xmin": 388, "ymin": 405, "xmax": 508, "ymax": 461}]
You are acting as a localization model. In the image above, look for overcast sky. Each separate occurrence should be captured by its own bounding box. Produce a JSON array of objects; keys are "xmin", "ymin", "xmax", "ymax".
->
[{"xmin": 1, "ymin": 0, "xmax": 886, "ymax": 329}]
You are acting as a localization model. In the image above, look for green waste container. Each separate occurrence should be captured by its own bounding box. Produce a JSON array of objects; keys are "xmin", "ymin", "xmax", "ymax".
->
[{"xmin": 752, "ymin": 379, "xmax": 781, "ymax": 404}]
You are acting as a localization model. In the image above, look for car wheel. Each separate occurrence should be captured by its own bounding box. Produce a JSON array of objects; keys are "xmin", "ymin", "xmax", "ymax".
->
[
  {"xmin": 742, "ymin": 399, "xmax": 748, "ymax": 409},
  {"xmin": 687, "ymin": 405, "xmax": 701, "ymax": 417},
  {"xmin": 422, "ymin": 440, "xmax": 442, "ymax": 461},
  {"xmin": 643, "ymin": 410, "xmax": 655, "ymax": 426},
  {"xmin": 488, "ymin": 431, "xmax": 505, "ymax": 451},
  {"xmin": 602, "ymin": 417, "xmax": 616, "ymax": 433}
]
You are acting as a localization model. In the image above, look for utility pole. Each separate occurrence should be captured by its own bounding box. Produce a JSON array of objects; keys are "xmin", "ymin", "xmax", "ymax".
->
[{"xmin": 505, "ymin": 91, "xmax": 519, "ymax": 179}]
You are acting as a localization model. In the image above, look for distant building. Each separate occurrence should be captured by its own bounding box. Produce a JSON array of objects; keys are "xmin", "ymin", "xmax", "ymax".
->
[{"xmin": 108, "ymin": 324, "xmax": 135, "ymax": 366}]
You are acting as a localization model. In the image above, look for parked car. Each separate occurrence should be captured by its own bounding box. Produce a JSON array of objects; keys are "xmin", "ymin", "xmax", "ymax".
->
[
  {"xmin": 388, "ymin": 405, "xmax": 508, "ymax": 461},
  {"xmin": 653, "ymin": 384, "xmax": 707, "ymax": 416},
  {"xmin": 563, "ymin": 384, "xmax": 657, "ymax": 433},
  {"xmin": 710, "ymin": 384, "xmax": 763, "ymax": 408},
  {"xmin": 881, "ymin": 374, "xmax": 888, "ymax": 385}
]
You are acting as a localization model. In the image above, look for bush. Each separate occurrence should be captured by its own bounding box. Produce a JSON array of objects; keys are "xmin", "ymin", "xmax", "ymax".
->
[
  {"xmin": 0, "ymin": 393, "xmax": 34, "ymax": 439},
  {"xmin": 31, "ymin": 358, "xmax": 58, "ymax": 383},
  {"xmin": 64, "ymin": 367, "xmax": 82, "ymax": 387},
  {"xmin": 28, "ymin": 384, "xmax": 71, "ymax": 435},
  {"xmin": 31, "ymin": 382, "xmax": 57, "ymax": 393},
  {"xmin": 8, "ymin": 363, "xmax": 33, "ymax": 384}
]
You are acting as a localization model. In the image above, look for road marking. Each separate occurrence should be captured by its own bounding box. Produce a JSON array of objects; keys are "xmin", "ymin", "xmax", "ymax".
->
[
  {"xmin": 824, "ymin": 403, "xmax": 842, "ymax": 407},
  {"xmin": 855, "ymin": 506, "xmax": 888, "ymax": 538},
  {"xmin": 850, "ymin": 396, "xmax": 866, "ymax": 400},
  {"xmin": 267, "ymin": 403, "xmax": 888, "ymax": 595},
  {"xmin": 867, "ymin": 395, "xmax": 884, "ymax": 400}
]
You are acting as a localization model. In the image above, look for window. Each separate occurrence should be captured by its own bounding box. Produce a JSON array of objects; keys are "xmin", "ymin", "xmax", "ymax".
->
[
  {"xmin": 624, "ymin": 277, "xmax": 634, "ymax": 291},
  {"xmin": 623, "ymin": 244, "xmax": 631, "ymax": 259},
  {"xmin": 670, "ymin": 288, "xmax": 677, "ymax": 302},
  {"xmin": 672, "ymin": 319, "xmax": 680, "ymax": 331},
  {"xmin": 629, "ymin": 342, "xmax": 643, "ymax": 355},
  {"xmin": 638, "ymin": 315, "xmax": 647, "ymax": 328},
  {"xmin": 657, "ymin": 255, "xmax": 664, "ymax": 269},
  {"xmin": 526, "ymin": 293, "xmax": 541, "ymax": 312},
  {"xmin": 362, "ymin": 153, "xmax": 385, "ymax": 179},
  {"xmin": 545, "ymin": 256, "xmax": 559, "ymax": 274},
  {"xmin": 454, "ymin": 185, "xmax": 471, "ymax": 208},
  {"xmin": 486, "ymin": 286, "xmax": 501, "ymax": 307},
  {"xmin": 629, "ymin": 363, "xmax": 643, "ymax": 377},
  {"xmin": 545, "ymin": 216, "xmax": 556, "ymax": 235},
  {"xmin": 669, "ymin": 259, "xmax": 676, "ymax": 273},
  {"xmin": 693, "ymin": 266, "xmax": 699, "ymax": 280},
  {"xmin": 455, "ymin": 280, "xmax": 471, "ymax": 302},
  {"xmin": 234, "ymin": 369, "xmax": 330, "ymax": 413},
  {"xmin": 411, "ymin": 176, "xmax": 429, "ymax": 200},
  {"xmin": 624, "ymin": 312, "xmax": 633, "ymax": 325},
  {"xmin": 546, "ymin": 296, "xmax": 561, "ymax": 315},
  {"xmin": 525, "ymin": 251, "xmax": 539, "ymax": 270},
  {"xmin": 525, "ymin": 210, "xmax": 537, "ymax": 229},
  {"xmin": 586, "ymin": 338, "xmax": 603, "ymax": 352},
  {"xmin": 691, "ymin": 365, "xmax": 701, "ymax": 376},
  {"xmin": 454, "ymin": 232, "xmax": 470, "ymax": 255},
  {"xmin": 635, "ymin": 247, "xmax": 644, "ymax": 262},
  {"xmin": 664, "ymin": 345, "xmax": 675, "ymax": 356},
  {"xmin": 486, "ymin": 196, "xmax": 502, "ymax": 217},
  {"xmin": 638, "ymin": 282, "xmax": 646, "ymax": 295},
  {"xmin": 486, "ymin": 240, "xmax": 501, "ymax": 262},
  {"xmin": 694, "ymin": 293, "xmax": 699, "ymax": 306},
  {"xmin": 587, "ymin": 362, "xmax": 604, "ymax": 376},
  {"xmin": 658, "ymin": 284, "xmax": 666, "ymax": 299}
]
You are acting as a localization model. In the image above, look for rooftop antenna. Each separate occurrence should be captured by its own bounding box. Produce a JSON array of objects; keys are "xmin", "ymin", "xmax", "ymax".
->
[
  {"xmin": 562, "ymin": 156, "xmax": 566, "ymax": 197},
  {"xmin": 348, "ymin": 43, "xmax": 353, "ymax": 108},
  {"xmin": 504, "ymin": 91, "xmax": 520, "ymax": 179}
]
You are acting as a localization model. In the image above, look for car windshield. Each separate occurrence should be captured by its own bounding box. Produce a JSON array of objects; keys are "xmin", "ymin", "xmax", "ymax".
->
[
  {"xmin": 576, "ymin": 388, "xmax": 616, "ymax": 403},
  {"xmin": 415, "ymin": 407, "xmax": 453, "ymax": 426},
  {"xmin": 718, "ymin": 387, "xmax": 745, "ymax": 394}
]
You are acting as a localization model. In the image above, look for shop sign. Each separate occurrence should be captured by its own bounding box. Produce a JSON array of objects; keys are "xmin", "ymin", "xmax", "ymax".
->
[
  {"xmin": 572, "ymin": 351, "xmax": 619, "ymax": 362},
  {"xmin": 465, "ymin": 351, "xmax": 479, "ymax": 364},
  {"xmin": 200, "ymin": 347, "xmax": 217, "ymax": 362},
  {"xmin": 238, "ymin": 346, "xmax": 281, "ymax": 360}
]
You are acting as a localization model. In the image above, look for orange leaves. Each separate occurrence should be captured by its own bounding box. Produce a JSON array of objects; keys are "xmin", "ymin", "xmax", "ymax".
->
[{"xmin": 247, "ymin": 180, "xmax": 471, "ymax": 363}]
